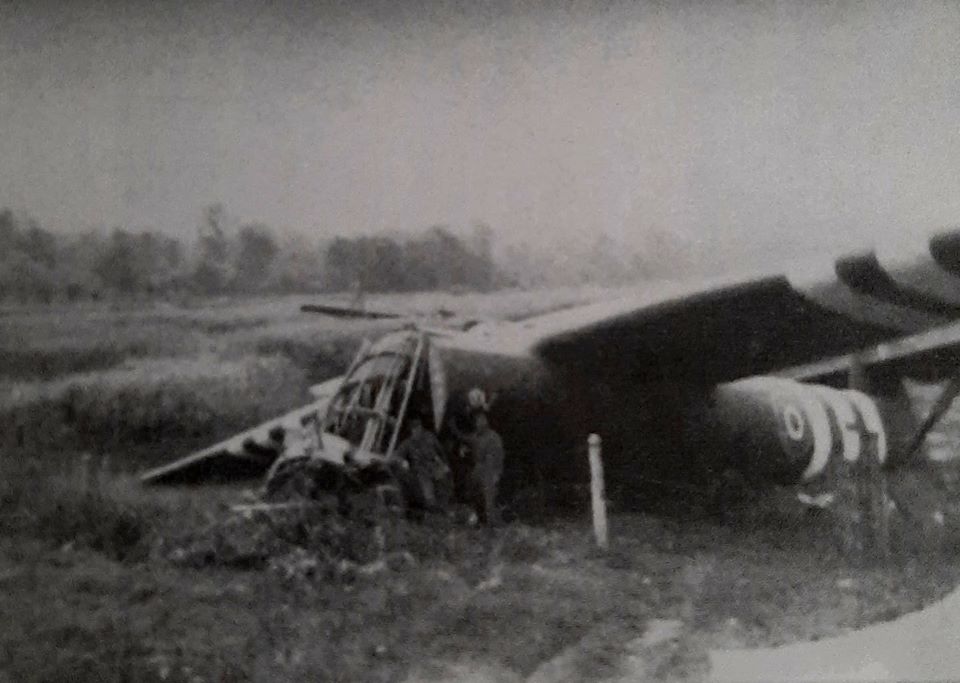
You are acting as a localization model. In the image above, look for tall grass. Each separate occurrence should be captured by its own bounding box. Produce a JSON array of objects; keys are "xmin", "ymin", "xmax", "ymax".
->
[
  {"xmin": 0, "ymin": 354, "xmax": 309, "ymax": 457},
  {"xmin": 1, "ymin": 297, "xmax": 300, "ymax": 380},
  {"xmin": 0, "ymin": 289, "xmax": 604, "ymax": 380},
  {"xmin": 0, "ymin": 456, "xmax": 168, "ymax": 562},
  {"xmin": 0, "ymin": 288, "xmax": 607, "ymax": 471}
]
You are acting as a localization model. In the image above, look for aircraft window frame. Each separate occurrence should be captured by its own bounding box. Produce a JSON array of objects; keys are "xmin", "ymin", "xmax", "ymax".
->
[
  {"xmin": 323, "ymin": 348, "xmax": 415, "ymax": 445},
  {"xmin": 339, "ymin": 351, "xmax": 411, "ymax": 387}
]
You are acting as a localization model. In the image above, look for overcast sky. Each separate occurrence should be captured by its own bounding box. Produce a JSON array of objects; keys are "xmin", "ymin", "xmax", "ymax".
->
[{"xmin": 2, "ymin": 0, "xmax": 960, "ymax": 270}]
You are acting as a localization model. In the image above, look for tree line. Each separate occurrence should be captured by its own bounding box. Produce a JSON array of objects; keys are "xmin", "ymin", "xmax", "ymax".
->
[{"xmin": 0, "ymin": 205, "xmax": 503, "ymax": 303}]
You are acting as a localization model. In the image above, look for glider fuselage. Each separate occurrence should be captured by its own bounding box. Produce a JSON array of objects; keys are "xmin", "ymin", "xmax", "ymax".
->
[{"xmin": 433, "ymin": 333, "xmax": 915, "ymax": 500}]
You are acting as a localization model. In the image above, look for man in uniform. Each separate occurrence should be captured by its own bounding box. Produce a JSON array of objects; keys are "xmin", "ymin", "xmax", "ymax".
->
[
  {"xmin": 454, "ymin": 410, "xmax": 505, "ymax": 525},
  {"xmin": 388, "ymin": 413, "xmax": 451, "ymax": 512}
]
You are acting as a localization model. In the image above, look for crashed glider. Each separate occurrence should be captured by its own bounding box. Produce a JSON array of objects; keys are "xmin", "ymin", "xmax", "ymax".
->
[{"xmin": 142, "ymin": 229, "xmax": 960, "ymax": 504}]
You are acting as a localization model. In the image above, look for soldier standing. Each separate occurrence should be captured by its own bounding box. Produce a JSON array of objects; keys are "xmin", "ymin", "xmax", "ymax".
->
[
  {"xmin": 454, "ymin": 410, "xmax": 505, "ymax": 525},
  {"xmin": 388, "ymin": 414, "xmax": 451, "ymax": 512}
]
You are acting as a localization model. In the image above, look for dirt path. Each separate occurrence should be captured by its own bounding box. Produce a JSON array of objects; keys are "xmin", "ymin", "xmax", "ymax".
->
[
  {"xmin": 397, "ymin": 512, "xmax": 960, "ymax": 683},
  {"xmin": 710, "ymin": 583, "xmax": 960, "ymax": 681}
]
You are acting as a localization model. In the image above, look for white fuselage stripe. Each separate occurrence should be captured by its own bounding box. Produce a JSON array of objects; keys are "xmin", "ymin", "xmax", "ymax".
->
[
  {"xmin": 800, "ymin": 392, "xmax": 833, "ymax": 481},
  {"xmin": 843, "ymin": 390, "xmax": 888, "ymax": 464},
  {"xmin": 813, "ymin": 387, "xmax": 861, "ymax": 463}
]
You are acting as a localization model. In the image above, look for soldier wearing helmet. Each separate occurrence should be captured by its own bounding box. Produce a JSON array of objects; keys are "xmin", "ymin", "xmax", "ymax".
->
[
  {"xmin": 452, "ymin": 388, "xmax": 505, "ymax": 525},
  {"xmin": 388, "ymin": 412, "xmax": 451, "ymax": 513}
]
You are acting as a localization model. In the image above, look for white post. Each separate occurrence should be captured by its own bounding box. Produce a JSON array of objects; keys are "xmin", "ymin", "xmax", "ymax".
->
[{"xmin": 588, "ymin": 434, "xmax": 608, "ymax": 551}]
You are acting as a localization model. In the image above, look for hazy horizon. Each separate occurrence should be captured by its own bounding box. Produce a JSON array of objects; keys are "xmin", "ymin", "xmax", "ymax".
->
[{"xmin": 3, "ymin": 0, "xmax": 960, "ymax": 273}]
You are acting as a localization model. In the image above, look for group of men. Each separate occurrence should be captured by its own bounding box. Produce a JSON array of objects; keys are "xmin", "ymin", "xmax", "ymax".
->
[{"xmin": 387, "ymin": 400, "xmax": 505, "ymax": 525}]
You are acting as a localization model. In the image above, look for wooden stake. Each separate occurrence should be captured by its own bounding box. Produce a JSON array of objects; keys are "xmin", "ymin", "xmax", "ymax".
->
[{"xmin": 588, "ymin": 434, "xmax": 608, "ymax": 551}]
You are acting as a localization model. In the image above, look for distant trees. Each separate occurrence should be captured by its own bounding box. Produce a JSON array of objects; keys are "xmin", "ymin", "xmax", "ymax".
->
[
  {"xmin": 0, "ymin": 209, "xmax": 59, "ymax": 302},
  {"xmin": 193, "ymin": 203, "xmax": 232, "ymax": 294},
  {"xmin": 322, "ymin": 225, "xmax": 497, "ymax": 293},
  {"xmin": 324, "ymin": 236, "xmax": 401, "ymax": 292},
  {"xmin": 0, "ymin": 201, "xmax": 660, "ymax": 305},
  {"xmin": 19, "ymin": 221, "xmax": 57, "ymax": 269},
  {"xmin": 496, "ymin": 231, "xmax": 670, "ymax": 288},
  {"xmin": 232, "ymin": 224, "xmax": 278, "ymax": 292},
  {"xmin": 93, "ymin": 230, "xmax": 138, "ymax": 292},
  {"xmin": 269, "ymin": 234, "xmax": 324, "ymax": 293},
  {"xmin": 0, "ymin": 250, "xmax": 56, "ymax": 303},
  {"xmin": 93, "ymin": 229, "xmax": 185, "ymax": 295},
  {"xmin": 0, "ymin": 204, "xmax": 305, "ymax": 302}
]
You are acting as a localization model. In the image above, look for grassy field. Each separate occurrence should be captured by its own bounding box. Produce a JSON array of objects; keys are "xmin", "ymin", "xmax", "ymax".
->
[
  {"xmin": 5, "ymin": 290, "xmax": 960, "ymax": 682},
  {"xmin": 0, "ymin": 289, "xmax": 606, "ymax": 460}
]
